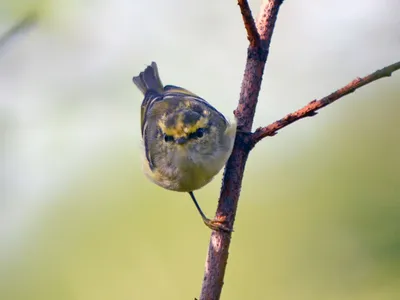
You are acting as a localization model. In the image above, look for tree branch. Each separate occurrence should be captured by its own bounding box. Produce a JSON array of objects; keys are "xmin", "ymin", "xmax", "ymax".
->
[
  {"xmin": 234, "ymin": 0, "xmax": 284, "ymax": 131},
  {"xmin": 198, "ymin": 0, "xmax": 397, "ymax": 299},
  {"xmin": 251, "ymin": 61, "xmax": 400, "ymax": 144},
  {"xmin": 237, "ymin": 0, "xmax": 260, "ymax": 47},
  {"xmin": 199, "ymin": 1, "xmax": 284, "ymax": 299},
  {"xmin": 256, "ymin": 0, "xmax": 284, "ymax": 49},
  {"xmin": 0, "ymin": 12, "xmax": 37, "ymax": 52}
]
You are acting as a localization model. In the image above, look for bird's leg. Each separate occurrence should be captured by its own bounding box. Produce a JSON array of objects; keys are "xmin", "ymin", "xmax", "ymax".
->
[{"xmin": 188, "ymin": 191, "xmax": 232, "ymax": 232}]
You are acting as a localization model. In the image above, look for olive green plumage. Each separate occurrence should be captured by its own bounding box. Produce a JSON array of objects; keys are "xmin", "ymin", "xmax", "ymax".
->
[{"xmin": 132, "ymin": 62, "xmax": 236, "ymax": 231}]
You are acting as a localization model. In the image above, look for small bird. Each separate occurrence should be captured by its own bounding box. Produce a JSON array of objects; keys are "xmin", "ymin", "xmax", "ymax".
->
[{"xmin": 132, "ymin": 62, "xmax": 236, "ymax": 231}]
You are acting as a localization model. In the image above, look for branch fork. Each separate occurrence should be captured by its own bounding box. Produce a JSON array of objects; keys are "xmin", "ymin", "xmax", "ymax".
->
[{"xmin": 199, "ymin": 1, "xmax": 399, "ymax": 299}]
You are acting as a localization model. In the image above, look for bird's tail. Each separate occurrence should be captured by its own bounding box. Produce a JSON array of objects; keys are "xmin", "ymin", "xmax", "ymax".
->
[{"xmin": 132, "ymin": 62, "xmax": 164, "ymax": 94}]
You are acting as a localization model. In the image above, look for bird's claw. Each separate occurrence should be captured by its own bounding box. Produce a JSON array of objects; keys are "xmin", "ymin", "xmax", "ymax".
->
[{"xmin": 203, "ymin": 216, "xmax": 233, "ymax": 232}]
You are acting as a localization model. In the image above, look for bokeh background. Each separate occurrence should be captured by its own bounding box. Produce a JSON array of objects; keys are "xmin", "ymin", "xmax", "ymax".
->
[{"xmin": 1, "ymin": 0, "xmax": 400, "ymax": 299}]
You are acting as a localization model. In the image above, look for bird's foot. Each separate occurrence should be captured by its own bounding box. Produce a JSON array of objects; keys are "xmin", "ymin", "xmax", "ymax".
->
[{"xmin": 202, "ymin": 216, "xmax": 232, "ymax": 232}]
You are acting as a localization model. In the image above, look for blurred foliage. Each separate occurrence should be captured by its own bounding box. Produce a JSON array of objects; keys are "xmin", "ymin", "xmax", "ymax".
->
[
  {"xmin": 1, "ymin": 91, "xmax": 399, "ymax": 299},
  {"xmin": 0, "ymin": 0, "xmax": 50, "ymax": 20},
  {"xmin": 1, "ymin": 0, "xmax": 399, "ymax": 299}
]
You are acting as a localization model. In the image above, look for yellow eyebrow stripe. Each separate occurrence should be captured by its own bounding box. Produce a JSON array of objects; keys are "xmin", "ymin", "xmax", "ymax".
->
[{"xmin": 158, "ymin": 116, "xmax": 208, "ymax": 137}]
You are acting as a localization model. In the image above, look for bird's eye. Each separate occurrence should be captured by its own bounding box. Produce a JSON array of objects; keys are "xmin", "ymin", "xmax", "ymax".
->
[
  {"xmin": 164, "ymin": 134, "xmax": 174, "ymax": 142},
  {"xmin": 188, "ymin": 128, "xmax": 205, "ymax": 140},
  {"xmin": 195, "ymin": 128, "xmax": 204, "ymax": 138}
]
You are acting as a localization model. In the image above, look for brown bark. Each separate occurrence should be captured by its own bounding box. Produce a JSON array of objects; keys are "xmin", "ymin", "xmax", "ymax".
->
[
  {"xmin": 199, "ymin": 1, "xmax": 284, "ymax": 299},
  {"xmin": 251, "ymin": 61, "xmax": 400, "ymax": 144},
  {"xmin": 198, "ymin": 1, "xmax": 399, "ymax": 300}
]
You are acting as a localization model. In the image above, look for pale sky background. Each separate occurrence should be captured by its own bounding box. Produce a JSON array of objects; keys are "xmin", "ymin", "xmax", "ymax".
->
[{"xmin": 0, "ymin": 0, "xmax": 399, "ymax": 292}]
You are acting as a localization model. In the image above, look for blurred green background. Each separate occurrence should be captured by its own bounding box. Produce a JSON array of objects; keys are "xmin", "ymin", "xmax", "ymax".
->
[{"xmin": 1, "ymin": 0, "xmax": 399, "ymax": 299}]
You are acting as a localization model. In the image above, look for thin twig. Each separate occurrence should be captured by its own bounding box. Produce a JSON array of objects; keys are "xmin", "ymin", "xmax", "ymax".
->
[
  {"xmin": 256, "ymin": 0, "xmax": 284, "ymax": 49},
  {"xmin": 199, "ymin": 1, "xmax": 284, "ymax": 299},
  {"xmin": 238, "ymin": 0, "xmax": 260, "ymax": 47},
  {"xmin": 251, "ymin": 61, "xmax": 400, "ymax": 144},
  {"xmin": 198, "ymin": 0, "xmax": 397, "ymax": 299},
  {"xmin": 234, "ymin": 0, "xmax": 284, "ymax": 130},
  {"xmin": 0, "ymin": 12, "xmax": 37, "ymax": 52}
]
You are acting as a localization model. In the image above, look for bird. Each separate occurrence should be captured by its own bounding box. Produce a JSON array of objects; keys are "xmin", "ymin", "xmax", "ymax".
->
[{"xmin": 132, "ymin": 62, "xmax": 236, "ymax": 231}]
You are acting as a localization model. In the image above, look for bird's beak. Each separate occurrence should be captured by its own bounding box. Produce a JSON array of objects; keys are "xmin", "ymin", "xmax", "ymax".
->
[{"xmin": 176, "ymin": 137, "xmax": 187, "ymax": 145}]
